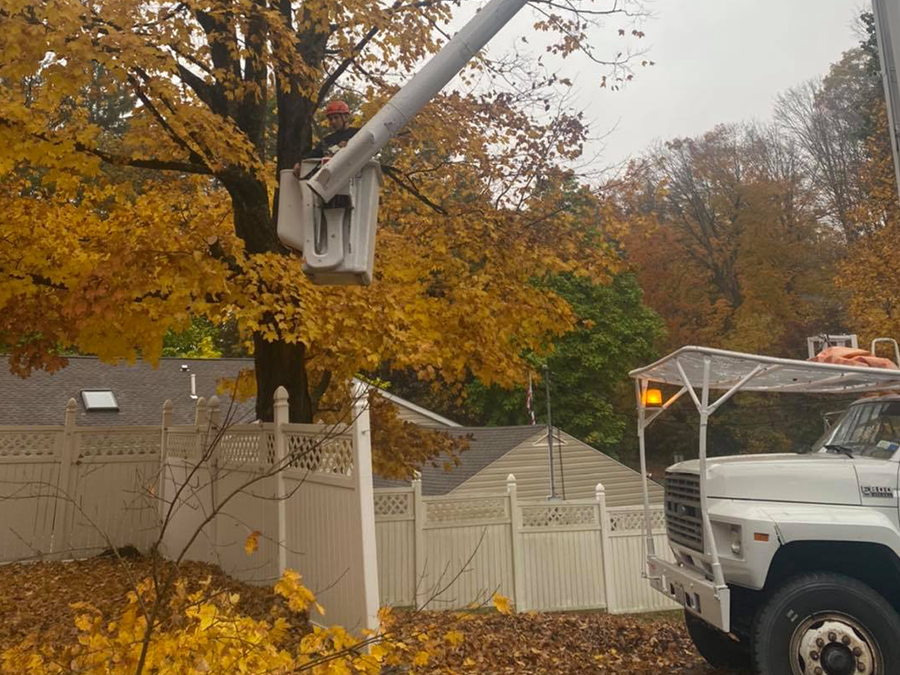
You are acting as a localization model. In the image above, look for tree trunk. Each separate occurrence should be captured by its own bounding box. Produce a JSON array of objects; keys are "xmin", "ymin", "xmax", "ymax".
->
[
  {"xmin": 254, "ymin": 334, "xmax": 314, "ymax": 422},
  {"xmin": 222, "ymin": 172, "xmax": 315, "ymax": 423}
]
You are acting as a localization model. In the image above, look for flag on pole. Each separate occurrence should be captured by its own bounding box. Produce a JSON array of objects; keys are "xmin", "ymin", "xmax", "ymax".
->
[{"xmin": 525, "ymin": 373, "xmax": 536, "ymax": 425}]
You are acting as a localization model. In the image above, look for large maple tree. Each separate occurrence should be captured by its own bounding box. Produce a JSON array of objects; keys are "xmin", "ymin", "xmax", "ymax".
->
[{"xmin": 0, "ymin": 0, "xmax": 647, "ymax": 421}]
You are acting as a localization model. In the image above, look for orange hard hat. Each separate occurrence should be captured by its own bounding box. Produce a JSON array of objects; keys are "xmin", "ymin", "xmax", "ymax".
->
[{"xmin": 324, "ymin": 100, "xmax": 350, "ymax": 116}]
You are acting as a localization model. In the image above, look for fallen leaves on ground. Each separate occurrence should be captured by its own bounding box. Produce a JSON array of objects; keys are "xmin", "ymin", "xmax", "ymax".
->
[
  {"xmin": 1, "ymin": 557, "xmax": 741, "ymax": 675},
  {"xmin": 0, "ymin": 555, "xmax": 309, "ymax": 655},
  {"xmin": 397, "ymin": 610, "xmax": 742, "ymax": 675}
]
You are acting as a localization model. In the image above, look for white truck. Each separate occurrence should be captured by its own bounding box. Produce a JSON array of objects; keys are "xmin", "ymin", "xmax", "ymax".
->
[
  {"xmin": 631, "ymin": 3, "xmax": 900, "ymax": 674},
  {"xmin": 632, "ymin": 342, "xmax": 900, "ymax": 675}
]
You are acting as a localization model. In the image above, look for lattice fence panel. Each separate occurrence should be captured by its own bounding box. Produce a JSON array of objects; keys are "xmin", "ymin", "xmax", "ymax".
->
[
  {"xmin": 374, "ymin": 492, "xmax": 411, "ymax": 517},
  {"xmin": 0, "ymin": 431, "xmax": 60, "ymax": 458},
  {"xmin": 265, "ymin": 432, "xmax": 276, "ymax": 464},
  {"xmin": 426, "ymin": 497, "xmax": 508, "ymax": 524},
  {"xmin": 609, "ymin": 508, "xmax": 666, "ymax": 533},
  {"xmin": 520, "ymin": 504, "xmax": 597, "ymax": 528},
  {"xmin": 285, "ymin": 432, "xmax": 353, "ymax": 476},
  {"xmin": 166, "ymin": 432, "xmax": 200, "ymax": 460},
  {"xmin": 219, "ymin": 432, "xmax": 262, "ymax": 464},
  {"xmin": 77, "ymin": 431, "xmax": 160, "ymax": 458}
]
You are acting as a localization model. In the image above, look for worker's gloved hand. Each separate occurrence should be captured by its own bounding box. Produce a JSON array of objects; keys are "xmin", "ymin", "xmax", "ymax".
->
[{"xmin": 292, "ymin": 162, "xmax": 302, "ymax": 178}]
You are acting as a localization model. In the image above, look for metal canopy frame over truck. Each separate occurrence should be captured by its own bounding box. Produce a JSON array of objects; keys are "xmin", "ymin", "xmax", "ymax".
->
[{"xmin": 629, "ymin": 346, "xmax": 900, "ymax": 632}]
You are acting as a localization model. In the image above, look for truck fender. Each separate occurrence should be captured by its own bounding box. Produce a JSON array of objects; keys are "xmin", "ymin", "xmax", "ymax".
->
[{"xmin": 761, "ymin": 504, "xmax": 900, "ymax": 558}]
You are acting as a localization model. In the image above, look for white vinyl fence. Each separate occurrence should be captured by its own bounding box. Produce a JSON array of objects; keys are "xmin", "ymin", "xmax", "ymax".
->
[
  {"xmin": 3, "ymin": 391, "xmax": 677, "ymax": 624},
  {"xmin": 374, "ymin": 476, "xmax": 678, "ymax": 615},
  {"xmin": 0, "ymin": 387, "xmax": 379, "ymax": 633},
  {"xmin": 159, "ymin": 387, "xmax": 379, "ymax": 632},
  {"xmin": 0, "ymin": 400, "xmax": 161, "ymax": 562}
]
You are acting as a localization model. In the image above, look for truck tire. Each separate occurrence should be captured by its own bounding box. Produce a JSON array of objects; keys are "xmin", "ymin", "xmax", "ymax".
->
[
  {"xmin": 684, "ymin": 609, "xmax": 751, "ymax": 671},
  {"xmin": 752, "ymin": 572, "xmax": 900, "ymax": 675}
]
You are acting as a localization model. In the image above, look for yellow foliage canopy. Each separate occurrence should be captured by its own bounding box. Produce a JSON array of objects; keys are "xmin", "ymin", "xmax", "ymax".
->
[{"xmin": 0, "ymin": 0, "xmax": 635, "ymax": 422}]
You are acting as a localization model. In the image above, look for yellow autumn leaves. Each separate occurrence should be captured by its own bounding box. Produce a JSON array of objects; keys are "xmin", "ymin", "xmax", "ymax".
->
[
  {"xmin": 1, "ymin": 565, "xmax": 518, "ymax": 675},
  {"xmin": 3, "ymin": 571, "xmax": 378, "ymax": 675},
  {"xmin": 0, "ymin": 0, "xmax": 624, "ymax": 406}
]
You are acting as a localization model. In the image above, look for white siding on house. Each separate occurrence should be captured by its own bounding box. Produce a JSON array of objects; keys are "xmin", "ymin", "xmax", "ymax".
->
[{"xmin": 449, "ymin": 430, "xmax": 663, "ymax": 507}]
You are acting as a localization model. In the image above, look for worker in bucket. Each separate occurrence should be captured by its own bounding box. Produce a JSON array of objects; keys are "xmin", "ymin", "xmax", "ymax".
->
[{"xmin": 292, "ymin": 100, "xmax": 359, "ymax": 178}]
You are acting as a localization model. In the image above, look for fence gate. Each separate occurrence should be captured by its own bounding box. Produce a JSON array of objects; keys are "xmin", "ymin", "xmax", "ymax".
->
[
  {"xmin": 0, "ymin": 401, "xmax": 161, "ymax": 562},
  {"xmin": 0, "ymin": 426, "xmax": 63, "ymax": 561}
]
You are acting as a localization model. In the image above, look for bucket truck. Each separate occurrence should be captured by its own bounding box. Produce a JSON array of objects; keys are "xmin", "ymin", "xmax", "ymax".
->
[{"xmin": 631, "ymin": 3, "xmax": 900, "ymax": 674}]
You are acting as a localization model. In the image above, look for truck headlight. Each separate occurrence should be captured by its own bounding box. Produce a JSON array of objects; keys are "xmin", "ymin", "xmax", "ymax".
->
[{"xmin": 730, "ymin": 525, "xmax": 742, "ymax": 556}]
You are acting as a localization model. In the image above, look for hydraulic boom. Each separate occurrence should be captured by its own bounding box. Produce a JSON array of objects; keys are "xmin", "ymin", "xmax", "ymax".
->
[{"xmin": 277, "ymin": 0, "xmax": 530, "ymax": 284}]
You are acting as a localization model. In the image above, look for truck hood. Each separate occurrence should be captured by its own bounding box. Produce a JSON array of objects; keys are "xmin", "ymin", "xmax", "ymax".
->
[{"xmin": 669, "ymin": 454, "xmax": 863, "ymax": 505}]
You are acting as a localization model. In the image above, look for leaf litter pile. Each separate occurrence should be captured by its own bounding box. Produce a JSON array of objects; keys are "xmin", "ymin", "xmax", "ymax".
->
[
  {"xmin": 0, "ymin": 557, "xmax": 742, "ymax": 674},
  {"xmin": 0, "ymin": 555, "xmax": 310, "ymax": 655},
  {"xmin": 401, "ymin": 610, "xmax": 742, "ymax": 675}
]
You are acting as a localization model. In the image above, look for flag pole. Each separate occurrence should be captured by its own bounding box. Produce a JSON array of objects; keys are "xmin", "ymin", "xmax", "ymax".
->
[{"xmin": 543, "ymin": 365, "xmax": 557, "ymax": 500}]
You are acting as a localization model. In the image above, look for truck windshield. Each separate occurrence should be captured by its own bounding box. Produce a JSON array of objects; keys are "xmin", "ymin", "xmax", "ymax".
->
[{"xmin": 810, "ymin": 400, "xmax": 900, "ymax": 458}]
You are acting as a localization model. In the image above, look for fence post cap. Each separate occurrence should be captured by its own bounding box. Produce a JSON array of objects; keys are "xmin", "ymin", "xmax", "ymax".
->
[
  {"xmin": 595, "ymin": 482, "xmax": 605, "ymax": 495},
  {"xmin": 506, "ymin": 473, "xmax": 516, "ymax": 484},
  {"xmin": 162, "ymin": 399, "xmax": 173, "ymax": 412},
  {"xmin": 274, "ymin": 386, "xmax": 289, "ymax": 402},
  {"xmin": 208, "ymin": 395, "xmax": 220, "ymax": 409},
  {"xmin": 66, "ymin": 397, "xmax": 77, "ymax": 411}
]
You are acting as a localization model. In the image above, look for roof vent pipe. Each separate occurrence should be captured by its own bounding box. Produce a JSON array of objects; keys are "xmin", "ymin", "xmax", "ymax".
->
[{"xmin": 190, "ymin": 373, "xmax": 198, "ymax": 400}]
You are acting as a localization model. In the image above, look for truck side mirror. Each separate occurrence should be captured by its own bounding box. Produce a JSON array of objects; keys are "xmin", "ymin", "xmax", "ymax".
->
[{"xmin": 276, "ymin": 160, "xmax": 383, "ymax": 286}]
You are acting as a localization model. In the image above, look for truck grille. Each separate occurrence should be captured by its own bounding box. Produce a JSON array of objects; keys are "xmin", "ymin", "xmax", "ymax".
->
[{"xmin": 665, "ymin": 472, "xmax": 704, "ymax": 552}]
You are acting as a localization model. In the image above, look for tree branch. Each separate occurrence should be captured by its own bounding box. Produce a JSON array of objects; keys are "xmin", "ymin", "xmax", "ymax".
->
[
  {"xmin": 316, "ymin": 0, "xmax": 443, "ymax": 105},
  {"xmin": 0, "ymin": 117, "xmax": 212, "ymax": 174},
  {"xmin": 381, "ymin": 165, "xmax": 448, "ymax": 215},
  {"xmin": 317, "ymin": 25, "xmax": 382, "ymax": 106}
]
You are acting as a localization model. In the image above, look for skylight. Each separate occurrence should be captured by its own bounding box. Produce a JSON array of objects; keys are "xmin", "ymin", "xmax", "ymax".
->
[{"xmin": 81, "ymin": 390, "xmax": 119, "ymax": 411}]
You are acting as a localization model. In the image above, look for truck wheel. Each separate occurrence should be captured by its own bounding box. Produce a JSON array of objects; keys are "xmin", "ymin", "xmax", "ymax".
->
[
  {"xmin": 684, "ymin": 609, "xmax": 751, "ymax": 671},
  {"xmin": 752, "ymin": 572, "xmax": 900, "ymax": 675}
]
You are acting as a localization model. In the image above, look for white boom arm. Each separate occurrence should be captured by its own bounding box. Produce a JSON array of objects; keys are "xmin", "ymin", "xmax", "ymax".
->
[
  {"xmin": 306, "ymin": 0, "xmax": 530, "ymax": 203},
  {"xmin": 874, "ymin": 0, "xmax": 900, "ymax": 201}
]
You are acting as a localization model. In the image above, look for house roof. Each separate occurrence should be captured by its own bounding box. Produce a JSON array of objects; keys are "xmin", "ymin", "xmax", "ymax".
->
[
  {"xmin": 0, "ymin": 356, "xmax": 257, "ymax": 426},
  {"xmin": 373, "ymin": 425, "xmax": 544, "ymax": 495},
  {"xmin": 0, "ymin": 356, "xmax": 458, "ymax": 430}
]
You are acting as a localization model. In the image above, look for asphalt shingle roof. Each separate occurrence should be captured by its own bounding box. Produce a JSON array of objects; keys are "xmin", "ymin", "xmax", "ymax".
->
[
  {"xmin": 373, "ymin": 425, "xmax": 544, "ymax": 495},
  {"xmin": 0, "ymin": 356, "xmax": 257, "ymax": 426}
]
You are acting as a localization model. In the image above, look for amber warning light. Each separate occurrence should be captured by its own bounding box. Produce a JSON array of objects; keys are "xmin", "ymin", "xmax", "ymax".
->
[{"xmin": 643, "ymin": 388, "xmax": 663, "ymax": 407}]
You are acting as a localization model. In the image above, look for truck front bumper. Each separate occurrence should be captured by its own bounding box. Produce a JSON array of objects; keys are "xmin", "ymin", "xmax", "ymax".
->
[{"xmin": 647, "ymin": 555, "xmax": 731, "ymax": 633}]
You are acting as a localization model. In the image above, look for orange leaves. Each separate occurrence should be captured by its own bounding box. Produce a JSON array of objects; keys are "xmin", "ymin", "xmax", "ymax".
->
[
  {"xmin": 243, "ymin": 531, "xmax": 260, "ymax": 555},
  {"xmin": 836, "ymin": 104, "xmax": 900, "ymax": 341},
  {"xmin": 400, "ymin": 609, "xmax": 708, "ymax": 674},
  {"xmin": 491, "ymin": 593, "xmax": 513, "ymax": 615}
]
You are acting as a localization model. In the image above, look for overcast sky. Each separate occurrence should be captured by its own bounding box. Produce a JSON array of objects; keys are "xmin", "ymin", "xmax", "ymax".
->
[
  {"xmin": 568, "ymin": 0, "xmax": 866, "ymax": 166},
  {"xmin": 460, "ymin": 0, "xmax": 866, "ymax": 168}
]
